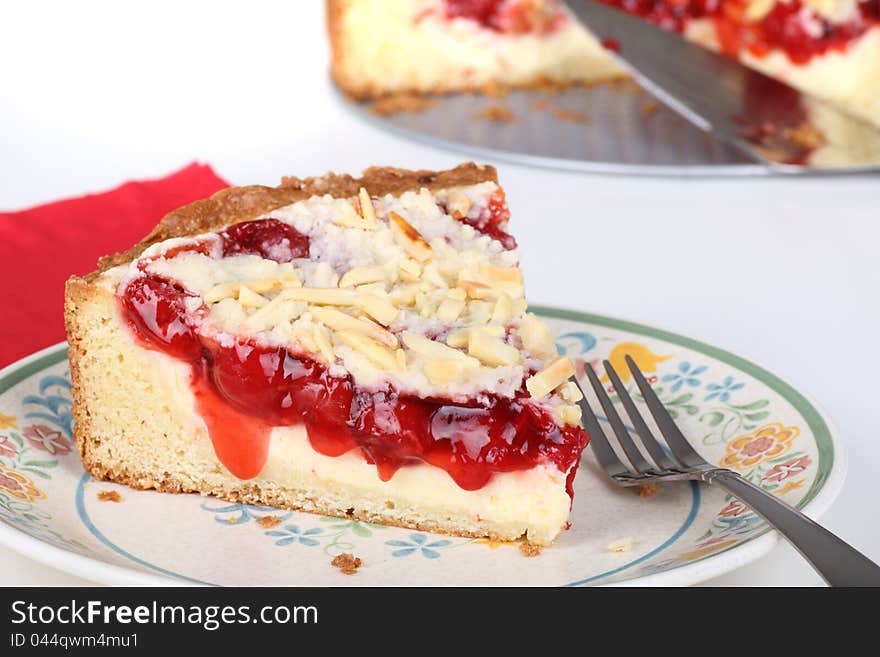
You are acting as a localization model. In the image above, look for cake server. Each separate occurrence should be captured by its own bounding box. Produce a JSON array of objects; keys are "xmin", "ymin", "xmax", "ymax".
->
[{"xmin": 566, "ymin": 1, "xmax": 880, "ymax": 172}]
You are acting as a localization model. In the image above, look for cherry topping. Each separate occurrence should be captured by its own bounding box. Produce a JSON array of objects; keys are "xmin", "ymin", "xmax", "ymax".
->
[
  {"xmin": 119, "ymin": 202, "xmax": 587, "ymax": 492},
  {"xmin": 443, "ymin": 0, "xmax": 566, "ymax": 34},
  {"xmin": 601, "ymin": 0, "xmax": 879, "ymax": 64},
  {"xmin": 220, "ymin": 218, "xmax": 310, "ymax": 262},
  {"xmin": 456, "ymin": 189, "xmax": 517, "ymax": 250},
  {"xmin": 121, "ymin": 277, "xmax": 202, "ymax": 361}
]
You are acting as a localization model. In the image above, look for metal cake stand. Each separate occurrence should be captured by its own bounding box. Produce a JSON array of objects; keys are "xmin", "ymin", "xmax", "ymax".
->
[{"xmin": 343, "ymin": 85, "xmax": 770, "ymax": 177}]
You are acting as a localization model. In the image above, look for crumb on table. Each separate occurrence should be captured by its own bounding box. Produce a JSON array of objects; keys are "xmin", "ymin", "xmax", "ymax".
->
[
  {"xmin": 474, "ymin": 104, "xmax": 517, "ymax": 123},
  {"xmin": 331, "ymin": 553, "xmax": 363, "ymax": 575},
  {"xmin": 255, "ymin": 515, "xmax": 281, "ymax": 528},
  {"xmin": 608, "ymin": 536, "xmax": 636, "ymax": 553},
  {"xmin": 97, "ymin": 490, "xmax": 121, "ymax": 502},
  {"xmin": 519, "ymin": 542, "xmax": 543, "ymax": 558}
]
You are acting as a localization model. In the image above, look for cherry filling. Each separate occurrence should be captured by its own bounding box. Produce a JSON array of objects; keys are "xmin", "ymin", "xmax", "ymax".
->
[
  {"xmin": 119, "ymin": 218, "xmax": 588, "ymax": 494},
  {"xmin": 443, "ymin": 0, "xmax": 568, "ymax": 34},
  {"xmin": 602, "ymin": 0, "xmax": 880, "ymax": 64},
  {"xmin": 443, "ymin": 189, "xmax": 517, "ymax": 250},
  {"xmin": 219, "ymin": 218, "xmax": 310, "ymax": 262}
]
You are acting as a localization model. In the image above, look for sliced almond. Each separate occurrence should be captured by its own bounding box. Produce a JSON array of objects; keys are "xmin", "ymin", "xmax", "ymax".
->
[
  {"xmin": 446, "ymin": 189, "xmax": 471, "ymax": 219},
  {"xmin": 554, "ymin": 404, "xmax": 582, "ymax": 427},
  {"xmin": 278, "ymin": 263, "xmax": 302, "ymax": 286},
  {"xmin": 402, "ymin": 331, "xmax": 479, "ymax": 367},
  {"xmin": 459, "ymin": 279, "xmax": 494, "ymax": 300},
  {"xmin": 446, "ymin": 287, "xmax": 466, "ymax": 301},
  {"xmin": 436, "ymin": 297, "xmax": 466, "ymax": 323},
  {"xmin": 520, "ymin": 313, "xmax": 557, "ymax": 359},
  {"xmin": 395, "ymin": 348, "xmax": 407, "ymax": 370},
  {"xmin": 356, "ymin": 293, "xmax": 399, "ymax": 326},
  {"xmin": 357, "ymin": 187, "xmax": 378, "ymax": 226},
  {"xmin": 389, "ymin": 211, "xmax": 432, "ymax": 263},
  {"xmin": 205, "ymin": 282, "xmax": 240, "ymax": 304},
  {"xmin": 244, "ymin": 298, "xmax": 306, "ymax": 332},
  {"xmin": 557, "ymin": 381, "xmax": 584, "ymax": 403},
  {"xmin": 468, "ymin": 330, "xmax": 520, "ymax": 367},
  {"xmin": 311, "ymin": 306, "xmax": 398, "ymax": 348},
  {"xmin": 423, "ymin": 359, "xmax": 466, "ymax": 384},
  {"xmin": 467, "ymin": 300, "xmax": 493, "ymax": 325},
  {"xmin": 242, "ymin": 279, "xmax": 282, "ymax": 295},
  {"xmin": 398, "ymin": 258, "xmax": 422, "ymax": 282},
  {"xmin": 237, "ymin": 286, "xmax": 269, "ymax": 309},
  {"xmin": 313, "ymin": 326, "xmax": 336, "ymax": 364},
  {"xmin": 480, "ymin": 264, "xmax": 523, "ymax": 284},
  {"xmin": 461, "ymin": 270, "xmax": 524, "ymax": 300},
  {"xmin": 390, "ymin": 284, "xmax": 418, "ymax": 307},
  {"xmin": 511, "ymin": 298, "xmax": 528, "ymax": 317},
  {"xmin": 336, "ymin": 330, "xmax": 399, "ymax": 371},
  {"xmin": 445, "ymin": 328, "xmax": 471, "ymax": 349},
  {"xmin": 339, "ymin": 265, "xmax": 386, "ymax": 289},
  {"xmin": 421, "ymin": 262, "xmax": 447, "ymax": 289},
  {"xmin": 278, "ymin": 287, "xmax": 357, "ymax": 306},
  {"xmin": 491, "ymin": 293, "xmax": 512, "ymax": 324},
  {"xmin": 526, "ymin": 356, "xmax": 576, "ymax": 400}
]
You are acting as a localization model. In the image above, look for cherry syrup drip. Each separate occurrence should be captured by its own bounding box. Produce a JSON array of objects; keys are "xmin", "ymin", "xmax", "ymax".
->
[
  {"xmin": 120, "ymin": 218, "xmax": 589, "ymax": 494},
  {"xmin": 601, "ymin": 0, "xmax": 879, "ymax": 64}
]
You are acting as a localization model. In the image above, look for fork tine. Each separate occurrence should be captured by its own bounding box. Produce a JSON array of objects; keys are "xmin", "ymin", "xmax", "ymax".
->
[
  {"xmin": 602, "ymin": 360, "xmax": 681, "ymax": 472},
  {"xmin": 573, "ymin": 381, "xmax": 633, "ymax": 480},
  {"xmin": 625, "ymin": 355, "xmax": 710, "ymax": 469},
  {"xmin": 583, "ymin": 363, "xmax": 656, "ymax": 474}
]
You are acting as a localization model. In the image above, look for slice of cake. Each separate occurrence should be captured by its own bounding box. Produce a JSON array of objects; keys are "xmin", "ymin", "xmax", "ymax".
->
[
  {"xmin": 327, "ymin": 0, "xmax": 626, "ymax": 98},
  {"xmin": 604, "ymin": 0, "xmax": 880, "ymax": 128},
  {"xmin": 64, "ymin": 163, "xmax": 590, "ymax": 546}
]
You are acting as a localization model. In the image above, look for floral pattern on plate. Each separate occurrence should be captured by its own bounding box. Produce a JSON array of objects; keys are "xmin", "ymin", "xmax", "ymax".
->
[{"xmin": 0, "ymin": 307, "xmax": 840, "ymax": 585}]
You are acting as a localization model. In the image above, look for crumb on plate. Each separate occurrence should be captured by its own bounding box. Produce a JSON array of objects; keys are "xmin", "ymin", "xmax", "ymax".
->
[
  {"xmin": 608, "ymin": 536, "xmax": 636, "ymax": 553},
  {"xmin": 97, "ymin": 490, "xmax": 121, "ymax": 502},
  {"xmin": 474, "ymin": 104, "xmax": 517, "ymax": 123},
  {"xmin": 331, "ymin": 553, "xmax": 363, "ymax": 575},
  {"xmin": 370, "ymin": 94, "xmax": 437, "ymax": 116},
  {"xmin": 635, "ymin": 482, "xmax": 660, "ymax": 498},
  {"xmin": 553, "ymin": 107, "xmax": 590, "ymax": 123},
  {"xmin": 519, "ymin": 542, "xmax": 543, "ymax": 558},
  {"xmin": 641, "ymin": 101, "xmax": 660, "ymax": 117},
  {"xmin": 255, "ymin": 515, "xmax": 282, "ymax": 528}
]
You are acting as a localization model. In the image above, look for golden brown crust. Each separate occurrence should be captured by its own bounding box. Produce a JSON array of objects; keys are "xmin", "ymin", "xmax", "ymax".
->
[
  {"xmin": 63, "ymin": 276, "xmax": 97, "ymax": 471},
  {"xmin": 87, "ymin": 162, "xmax": 496, "ymax": 276}
]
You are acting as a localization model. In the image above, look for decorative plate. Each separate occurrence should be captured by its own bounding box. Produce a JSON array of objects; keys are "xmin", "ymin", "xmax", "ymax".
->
[
  {"xmin": 345, "ymin": 87, "xmax": 768, "ymax": 177},
  {"xmin": 0, "ymin": 307, "xmax": 843, "ymax": 586}
]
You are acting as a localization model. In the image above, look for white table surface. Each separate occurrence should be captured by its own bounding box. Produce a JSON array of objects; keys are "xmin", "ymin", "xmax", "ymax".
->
[{"xmin": 1, "ymin": 1, "xmax": 878, "ymax": 587}]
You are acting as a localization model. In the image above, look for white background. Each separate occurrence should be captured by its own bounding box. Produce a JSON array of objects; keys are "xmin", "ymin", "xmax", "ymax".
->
[{"xmin": 1, "ymin": 1, "xmax": 878, "ymax": 586}]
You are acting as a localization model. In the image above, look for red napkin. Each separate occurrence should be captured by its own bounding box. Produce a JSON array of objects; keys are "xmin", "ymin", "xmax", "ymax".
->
[{"xmin": 0, "ymin": 163, "xmax": 230, "ymax": 367}]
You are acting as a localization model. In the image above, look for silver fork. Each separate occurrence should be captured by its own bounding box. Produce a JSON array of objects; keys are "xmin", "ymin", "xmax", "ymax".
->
[{"xmin": 576, "ymin": 355, "xmax": 880, "ymax": 586}]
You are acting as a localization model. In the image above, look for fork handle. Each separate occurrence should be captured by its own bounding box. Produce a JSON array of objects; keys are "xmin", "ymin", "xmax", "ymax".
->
[{"xmin": 705, "ymin": 469, "xmax": 880, "ymax": 586}]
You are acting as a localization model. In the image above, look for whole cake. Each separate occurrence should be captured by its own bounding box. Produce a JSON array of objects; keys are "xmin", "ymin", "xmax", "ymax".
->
[
  {"xmin": 328, "ymin": 0, "xmax": 880, "ymax": 127},
  {"xmin": 64, "ymin": 163, "xmax": 590, "ymax": 546}
]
